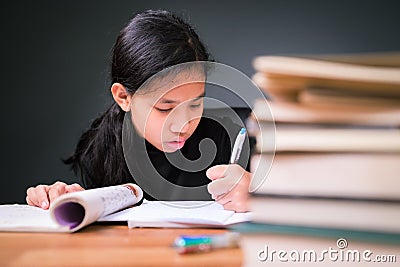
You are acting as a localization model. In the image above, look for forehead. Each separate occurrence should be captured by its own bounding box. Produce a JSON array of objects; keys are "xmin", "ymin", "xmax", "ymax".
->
[
  {"xmin": 157, "ymin": 82, "xmax": 205, "ymax": 102},
  {"xmin": 136, "ymin": 69, "xmax": 206, "ymax": 103}
]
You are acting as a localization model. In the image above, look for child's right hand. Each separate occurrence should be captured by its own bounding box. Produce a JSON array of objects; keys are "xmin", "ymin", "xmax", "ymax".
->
[{"xmin": 26, "ymin": 181, "xmax": 85, "ymax": 210}]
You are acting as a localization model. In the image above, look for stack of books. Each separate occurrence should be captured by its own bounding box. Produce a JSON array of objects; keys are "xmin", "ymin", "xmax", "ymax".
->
[{"xmin": 237, "ymin": 52, "xmax": 400, "ymax": 266}]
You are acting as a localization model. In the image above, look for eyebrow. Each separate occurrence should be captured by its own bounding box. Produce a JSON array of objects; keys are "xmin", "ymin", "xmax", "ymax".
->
[{"xmin": 158, "ymin": 92, "xmax": 205, "ymax": 104}]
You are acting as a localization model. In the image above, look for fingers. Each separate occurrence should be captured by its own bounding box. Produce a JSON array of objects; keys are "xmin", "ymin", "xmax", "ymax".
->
[
  {"xmin": 26, "ymin": 181, "xmax": 83, "ymax": 210},
  {"xmin": 215, "ymin": 194, "xmax": 231, "ymax": 205},
  {"xmin": 206, "ymin": 165, "xmax": 228, "ymax": 180},
  {"xmin": 26, "ymin": 195, "xmax": 34, "ymax": 206},
  {"xmin": 207, "ymin": 164, "xmax": 246, "ymax": 196},
  {"xmin": 65, "ymin": 183, "xmax": 84, "ymax": 193},
  {"xmin": 222, "ymin": 199, "xmax": 248, "ymax": 213},
  {"xmin": 207, "ymin": 165, "xmax": 252, "ymax": 213},
  {"xmin": 26, "ymin": 184, "xmax": 50, "ymax": 209},
  {"xmin": 36, "ymin": 185, "xmax": 50, "ymax": 209},
  {"xmin": 215, "ymin": 190, "xmax": 249, "ymax": 213},
  {"xmin": 208, "ymin": 178, "xmax": 234, "ymax": 196},
  {"xmin": 48, "ymin": 181, "xmax": 73, "ymax": 204}
]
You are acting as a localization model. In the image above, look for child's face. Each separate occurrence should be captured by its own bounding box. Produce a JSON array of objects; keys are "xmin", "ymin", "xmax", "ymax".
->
[{"xmin": 130, "ymin": 81, "xmax": 205, "ymax": 153}]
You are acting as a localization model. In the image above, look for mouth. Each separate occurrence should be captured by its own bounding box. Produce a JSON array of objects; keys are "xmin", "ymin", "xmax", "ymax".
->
[{"xmin": 165, "ymin": 138, "xmax": 186, "ymax": 150}]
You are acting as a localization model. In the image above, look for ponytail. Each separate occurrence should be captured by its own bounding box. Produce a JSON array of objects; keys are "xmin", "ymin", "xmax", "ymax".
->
[{"xmin": 63, "ymin": 102, "xmax": 131, "ymax": 188}]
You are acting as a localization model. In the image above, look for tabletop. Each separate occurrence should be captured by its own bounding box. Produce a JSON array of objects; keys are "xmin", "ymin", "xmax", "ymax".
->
[{"xmin": 0, "ymin": 223, "xmax": 243, "ymax": 267}]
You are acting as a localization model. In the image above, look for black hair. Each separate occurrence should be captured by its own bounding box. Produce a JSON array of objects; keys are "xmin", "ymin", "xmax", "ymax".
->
[{"xmin": 63, "ymin": 10, "xmax": 210, "ymax": 188}]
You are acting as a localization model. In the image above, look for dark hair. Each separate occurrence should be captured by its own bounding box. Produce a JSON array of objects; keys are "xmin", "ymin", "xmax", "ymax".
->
[{"xmin": 64, "ymin": 10, "xmax": 210, "ymax": 188}]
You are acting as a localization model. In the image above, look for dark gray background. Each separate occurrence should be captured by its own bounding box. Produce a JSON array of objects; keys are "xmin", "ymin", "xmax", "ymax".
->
[{"xmin": 1, "ymin": 0, "xmax": 399, "ymax": 203}]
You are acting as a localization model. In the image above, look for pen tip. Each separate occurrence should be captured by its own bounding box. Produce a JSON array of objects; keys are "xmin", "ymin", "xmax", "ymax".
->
[{"xmin": 240, "ymin": 128, "xmax": 246, "ymax": 134}]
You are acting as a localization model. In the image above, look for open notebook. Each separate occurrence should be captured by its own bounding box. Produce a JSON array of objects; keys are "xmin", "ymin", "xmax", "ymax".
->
[
  {"xmin": 0, "ymin": 199, "xmax": 251, "ymax": 233},
  {"xmin": 100, "ymin": 200, "xmax": 251, "ymax": 228}
]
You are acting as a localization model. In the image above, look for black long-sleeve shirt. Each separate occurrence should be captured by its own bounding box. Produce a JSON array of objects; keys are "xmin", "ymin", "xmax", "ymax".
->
[{"xmin": 123, "ymin": 115, "xmax": 250, "ymax": 201}]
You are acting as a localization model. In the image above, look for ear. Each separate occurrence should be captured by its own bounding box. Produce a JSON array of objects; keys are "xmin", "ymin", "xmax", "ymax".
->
[{"xmin": 111, "ymin": 83, "xmax": 132, "ymax": 112}]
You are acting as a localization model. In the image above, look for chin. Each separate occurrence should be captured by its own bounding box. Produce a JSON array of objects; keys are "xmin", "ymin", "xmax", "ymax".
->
[{"xmin": 162, "ymin": 147, "xmax": 180, "ymax": 153}]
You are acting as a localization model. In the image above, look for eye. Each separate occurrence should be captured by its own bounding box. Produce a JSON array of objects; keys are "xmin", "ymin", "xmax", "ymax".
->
[
  {"xmin": 190, "ymin": 102, "xmax": 203, "ymax": 109},
  {"xmin": 155, "ymin": 107, "xmax": 173, "ymax": 113}
]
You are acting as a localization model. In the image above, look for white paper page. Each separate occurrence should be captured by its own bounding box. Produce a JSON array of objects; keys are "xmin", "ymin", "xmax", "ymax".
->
[
  {"xmin": 225, "ymin": 212, "xmax": 253, "ymax": 225},
  {"xmin": 0, "ymin": 204, "xmax": 68, "ymax": 232},
  {"xmin": 101, "ymin": 201, "xmax": 251, "ymax": 228}
]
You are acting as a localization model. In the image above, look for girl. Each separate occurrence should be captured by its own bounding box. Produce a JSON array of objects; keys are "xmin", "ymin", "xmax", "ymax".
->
[{"xmin": 26, "ymin": 10, "xmax": 252, "ymax": 212}]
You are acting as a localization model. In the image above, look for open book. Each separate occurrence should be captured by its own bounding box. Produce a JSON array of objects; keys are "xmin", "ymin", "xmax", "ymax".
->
[
  {"xmin": 0, "ymin": 184, "xmax": 143, "ymax": 232},
  {"xmin": 0, "ymin": 185, "xmax": 251, "ymax": 232}
]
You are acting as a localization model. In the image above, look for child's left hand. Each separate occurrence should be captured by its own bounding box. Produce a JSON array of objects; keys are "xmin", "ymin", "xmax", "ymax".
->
[{"xmin": 206, "ymin": 164, "xmax": 251, "ymax": 212}]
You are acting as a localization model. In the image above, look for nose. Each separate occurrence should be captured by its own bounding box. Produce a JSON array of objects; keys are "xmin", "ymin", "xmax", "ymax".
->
[{"xmin": 169, "ymin": 111, "xmax": 191, "ymax": 134}]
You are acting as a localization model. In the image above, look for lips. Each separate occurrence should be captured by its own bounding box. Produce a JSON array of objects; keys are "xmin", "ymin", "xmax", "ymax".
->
[{"xmin": 165, "ymin": 138, "xmax": 187, "ymax": 150}]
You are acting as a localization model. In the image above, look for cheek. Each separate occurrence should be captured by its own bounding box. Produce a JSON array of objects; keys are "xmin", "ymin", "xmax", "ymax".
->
[
  {"xmin": 130, "ymin": 108, "xmax": 147, "ymax": 137},
  {"xmin": 189, "ymin": 107, "xmax": 203, "ymax": 131},
  {"xmin": 144, "ymin": 112, "xmax": 167, "ymax": 139},
  {"xmin": 131, "ymin": 105, "xmax": 163, "ymax": 140},
  {"xmin": 130, "ymin": 98, "xmax": 149, "ymax": 134},
  {"xmin": 190, "ymin": 117, "xmax": 201, "ymax": 131}
]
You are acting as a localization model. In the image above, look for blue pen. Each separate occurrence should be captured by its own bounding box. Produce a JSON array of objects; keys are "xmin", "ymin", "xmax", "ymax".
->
[
  {"xmin": 173, "ymin": 232, "xmax": 240, "ymax": 254},
  {"xmin": 230, "ymin": 128, "xmax": 246, "ymax": 164}
]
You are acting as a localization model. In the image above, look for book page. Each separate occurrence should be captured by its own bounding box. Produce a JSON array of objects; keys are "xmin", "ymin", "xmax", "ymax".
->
[{"xmin": 0, "ymin": 204, "xmax": 69, "ymax": 232}]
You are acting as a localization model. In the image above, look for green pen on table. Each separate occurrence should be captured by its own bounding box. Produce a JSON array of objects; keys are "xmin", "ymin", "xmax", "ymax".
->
[{"xmin": 173, "ymin": 232, "xmax": 240, "ymax": 254}]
